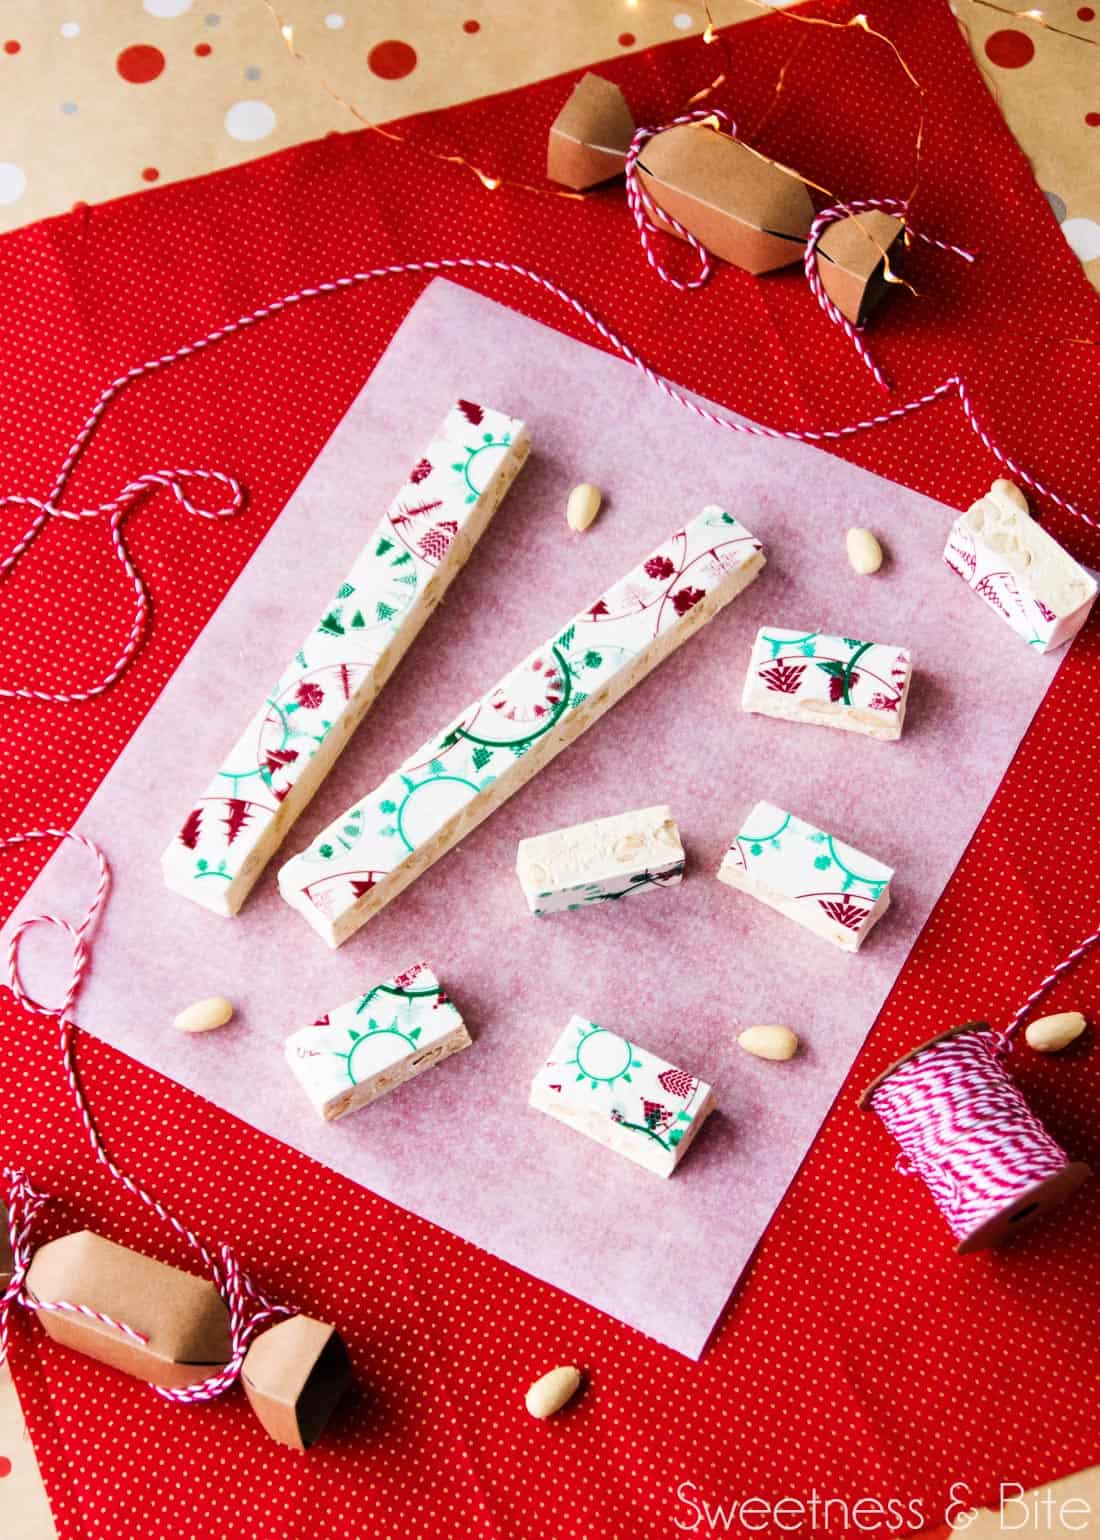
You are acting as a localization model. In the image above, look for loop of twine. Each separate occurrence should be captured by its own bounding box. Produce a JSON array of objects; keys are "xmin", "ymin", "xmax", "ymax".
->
[
  {"xmin": 992, "ymin": 918, "xmax": 1100, "ymax": 1056},
  {"xmin": 0, "ymin": 830, "xmax": 290, "ymax": 1403},
  {"xmin": 0, "ymin": 470, "xmax": 243, "ymax": 704},
  {"xmin": 0, "ymin": 249, "xmax": 1092, "ymax": 708},
  {"xmin": 802, "ymin": 197, "xmax": 976, "ymax": 393},
  {"xmin": 624, "ymin": 110, "xmax": 737, "ymax": 292},
  {"xmin": 622, "ymin": 114, "xmax": 977, "ymax": 395}
]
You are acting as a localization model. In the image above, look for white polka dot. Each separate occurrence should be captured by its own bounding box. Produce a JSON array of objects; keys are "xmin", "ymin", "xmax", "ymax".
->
[
  {"xmin": 224, "ymin": 99, "xmax": 277, "ymax": 142},
  {"xmin": 673, "ymin": 11, "xmax": 694, "ymax": 28},
  {"xmin": 1061, "ymin": 216, "xmax": 1100, "ymax": 264},
  {"xmin": 324, "ymin": 11, "xmax": 345, "ymax": 27},
  {"xmin": 143, "ymin": 0, "xmax": 193, "ymax": 15},
  {"xmin": 0, "ymin": 162, "xmax": 26, "ymax": 205},
  {"xmin": 59, "ymin": 20, "xmax": 80, "ymax": 37}
]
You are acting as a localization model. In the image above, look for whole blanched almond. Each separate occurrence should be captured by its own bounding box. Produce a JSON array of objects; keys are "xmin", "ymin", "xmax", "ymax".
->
[
  {"xmin": 612, "ymin": 832, "xmax": 646, "ymax": 861},
  {"xmin": 525, "ymin": 1365, "xmax": 582, "ymax": 1419},
  {"xmin": 1025, "ymin": 1011, "xmax": 1086, "ymax": 1053},
  {"xmin": 846, "ymin": 527, "xmax": 884, "ymax": 575},
  {"xmin": 566, "ymin": 483, "xmax": 602, "ymax": 532},
  {"xmin": 738, "ymin": 1025, "xmax": 799, "ymax": 1061},
  {"xmin": 173, "ymin": 996, "xmax": 234, "ymax": 1034}
]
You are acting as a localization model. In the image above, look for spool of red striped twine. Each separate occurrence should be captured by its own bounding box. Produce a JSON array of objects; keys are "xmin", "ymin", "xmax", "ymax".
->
[{"xmin": 862, "ymin": 922, "xmax": 1100, "ymax": 1252}]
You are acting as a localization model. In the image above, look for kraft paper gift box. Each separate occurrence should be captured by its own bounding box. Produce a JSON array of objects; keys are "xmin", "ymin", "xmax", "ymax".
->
[
  {"xmin": 23, "ymin": 1229, "xmax": 351, "ymax": 1448},
  {"xmin": 548, "ymin": 72, "xmax": 905, "ymax": 316},
  {"xmin": 0, "ymin": 1201, "xmax": 12, "ymax": 1290},
  {"xmin": 814, "ymin": 209, "xmax": 906, "ymax": 326},
  {"xmin": 547, "ymin": 73, "xmax": 812, "ymax": 275},
  {"xmin": 546, "ymin": 71, "xmax": 636, "ymax": 191},
  {"xmin": 240, "ymin": 1313, "xmax": 353, "ymax": 1452}
]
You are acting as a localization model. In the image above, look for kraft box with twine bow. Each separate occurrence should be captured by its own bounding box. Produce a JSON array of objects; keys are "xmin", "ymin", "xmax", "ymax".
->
[
  {"xmin": 0, "ymin": 1201, "xmax": 352, "ymax": 1451},
  {"xmin": 547, "ymin": 71, "xmax": 905, "ymax": 327}
]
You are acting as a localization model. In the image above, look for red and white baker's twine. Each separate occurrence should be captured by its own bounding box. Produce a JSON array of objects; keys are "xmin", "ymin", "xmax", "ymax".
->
[
  {"xmin": 1, "ymin": 238, "xmax": 1094, "ymax": 703},
  {"xmin": 624, "ymin": 113, "xmax": 976, "ymax": 391},
  {"xmin": 0, "ymin": 829, "xmax": 292, "ymax": 1403},
  {"xmin": 865, "ymin": 919, "xmax": 1100, "ymax": 1245},
  {"xmin": 802, "ymin": 197, "xmax": 976, "ymax": 392},
  {"xmin": 624, "ymin": 110, "xmax": 735, "ymax": 291}
]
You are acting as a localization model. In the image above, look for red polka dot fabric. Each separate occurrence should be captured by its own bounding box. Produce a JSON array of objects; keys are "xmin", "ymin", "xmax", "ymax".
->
[{"xmin": 2, "ymin": 3, "xmax": 1099, "ymax": 1535}]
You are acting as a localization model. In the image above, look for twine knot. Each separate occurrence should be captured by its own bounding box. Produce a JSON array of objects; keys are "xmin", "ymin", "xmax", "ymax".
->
[
  {"xmin": 624, "ymin": 109, "xmax": 738, "ymax": 292},
  {"xmin": 0, "ymin": 467, "xmax": 244, "ymax": 704},
  {"xmin": 0, "ymin": 831, "xmax": 293, "ymax": 1404},
  {"xmin": 622, "ymin": 113, "xmax": 976, "ymax": 395},
  {"xmin": 0, "ymin": 1168, "xmax": 48, "ymax": 1367}
]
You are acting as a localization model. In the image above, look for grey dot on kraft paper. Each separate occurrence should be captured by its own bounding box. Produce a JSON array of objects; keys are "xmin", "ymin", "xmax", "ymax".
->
[{"xmin": 1043, "ymin": 189, "xmax": 1067, "ymax": 223}]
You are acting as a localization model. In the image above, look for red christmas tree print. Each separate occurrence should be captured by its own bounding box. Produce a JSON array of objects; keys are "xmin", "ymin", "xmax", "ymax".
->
[
  {"xmin": 973, "ymin": 574, "xmax": 1009, "ymax": 615},
  {"xmin": 826, "ymin": 669, "xmax": 859, "ymax": 703},
  {"xmin": 419, "ymin": 521, "xmax": 458, "ymax": 563},
  {"xmin": 223, "ymin": 799, "xmax": 252, "ymax": 846},
  {"xmin": 644, "ymin": 555, "xmax": 675, "ymax": 581},
  {"xmin": 1035, "ymin": 599, "xmax": 1056, "ymax": 622},
  {"xmin": 178, "ymin": 806, "xmax": 203, "ymax": 850},
  {"xmin": 818, "ymin": 894, "xmax": 869, "ymax": 930},
  {"xmin": 265, "ymin": 747, "xmax": 299, "ymax": 778},
  {"xmin": 867, "ymin": 691, "xmax": 898, "ymax": 713},
  {"xmin": 350, "ymin": 877, "xmax": 377, "ymax": 898},
  {"xmin": 391, "ymin": 963, "xmax": 426, "ymax": 988},
  {"xmin": 671, "ymin": 586, "xmax": 705, "ymax": 616},
  {"xmin": 296, "ymin": 680, "xmax": 324, "ymax": 710},
  {"xmin": 759, "ymin": 659, "xmax": 806, "ymax": 694},
  {"xmin": 642, "ymin": 1099, "xmax": 672, "ymax": 1131},
  {"xmin": 588, "ymin": 598, "xmax": 609, "ymax": 619},
  {"xmin": 945, "ymin": 538, "xmax": 976, "ymax": 576},
  {"xmin": 457, "ymin": 400, "xmax": 484, "ymax": 425},
  {"xmin": 657, "ymin": 1067, "xmax": 696, "ymax": 1100},
  {"xmin": 409, "ymin": 458, "xmax": 432, "ymax": 484},
  {"xmin": 391, "ymin": 498, "xmax": 442, "ymax": 528}
]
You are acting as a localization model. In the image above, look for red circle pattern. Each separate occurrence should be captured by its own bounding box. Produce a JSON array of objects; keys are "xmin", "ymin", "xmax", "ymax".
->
[
  {"xmin": 463, "ymin": 19, "xmax": 481, "ymax": 34},
  {"xmin": 367, "ymin": 39, "xmax": 417, "ymax": 80},
  {"xmin": 983, "ymin": 28, "xmax": 1036, "ymax": 68},
  {"xmin": 3, "ymin": 39, "xmax": 20, "ymax": 55},
  {"xmin": 194, "ymin": 42, "xmax": 212, "ymax": 58},
  {"xmin": 0, "ymin": 1455, "xmax": 12, "ymax": 1479},
  {"xmin": 116, "ymin": 44, "xmax": 166, "ymax": 84}
]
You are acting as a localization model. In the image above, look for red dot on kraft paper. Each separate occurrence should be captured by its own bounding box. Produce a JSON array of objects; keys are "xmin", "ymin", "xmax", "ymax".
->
[
  {"xmin": 983, "ymin": 29, "xmax": 1035, "ymax": 68},
  {"xmin": 117, "ymin": 44, "xmax": 166, "ymax": 84},
  {"xmin": 1078, "ymin": 6, "xmax": 1095, "ymax": 19},
  {"xmin": 194, "ymin": 42, "xmax": 212, "ymax": 57},
  {"xmin": 619, "ymin": 31, "xmax": 636, "ymax": 46},
  {"xmin": 463, "ymin": 19, "xmax": 480, "ymax": 33},
  {"xmin": 0, "ymin": 1456, "xmax": 12, "ymax": 1478},
  {"xmin": 1087, "ymin": 111, "xmax": 1100, "ymax": 125},
  {"xmin": 141, "ymin": 166, "xmax": 160, "ymax": 182},
  {"xmin": 367, "ymin": 39, "xmax": 416, "ymax": 79},
  {"xmin": 3, "ymin": 40, "xmax": 20, "ymax": 55}
]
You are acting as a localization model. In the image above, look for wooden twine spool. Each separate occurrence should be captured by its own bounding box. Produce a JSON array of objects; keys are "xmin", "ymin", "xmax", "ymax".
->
[{"xmin": 861, "ymin": 1022, "xmax": 1090, "ymax": 1254}]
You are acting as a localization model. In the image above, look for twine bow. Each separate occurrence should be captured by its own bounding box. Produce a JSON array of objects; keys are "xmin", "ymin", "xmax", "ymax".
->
[
  {"xmin": 0, "ymin": 829, "xmax": 292, "ymax": 1403},
  {"xmin": 0, "ymin": 469, "xmax": 243, "ymax": 704},
  {"xmin": 623, "ymin": 112, "xmax": 976, "ymax": 393}
]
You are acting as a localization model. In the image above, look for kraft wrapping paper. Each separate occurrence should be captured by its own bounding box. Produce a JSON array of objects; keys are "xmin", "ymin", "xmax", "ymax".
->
[{"xmin": 4, "ymin": 281, "xmax": 1063, "ymax": 1357}]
